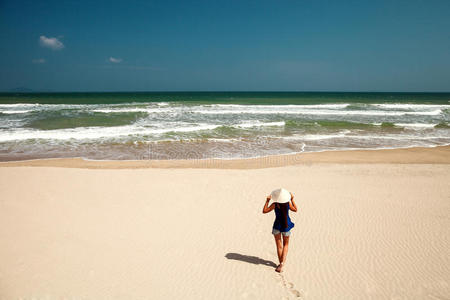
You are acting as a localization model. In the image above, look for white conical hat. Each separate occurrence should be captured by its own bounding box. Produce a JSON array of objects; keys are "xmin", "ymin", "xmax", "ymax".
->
[{"xmin": 270, "ymin": 188, "xmax": 290, "ymax": 203}]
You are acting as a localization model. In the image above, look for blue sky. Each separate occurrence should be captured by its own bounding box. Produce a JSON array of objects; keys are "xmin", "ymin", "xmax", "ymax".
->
[{"xmin": 0, "ymin": 0, "xmax": 449, "ymax": 92}]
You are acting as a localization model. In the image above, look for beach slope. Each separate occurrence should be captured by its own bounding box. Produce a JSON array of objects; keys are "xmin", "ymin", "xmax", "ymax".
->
[{"xmin": 0, "ymin": 149, "xmax": 449, "ymax": 299}]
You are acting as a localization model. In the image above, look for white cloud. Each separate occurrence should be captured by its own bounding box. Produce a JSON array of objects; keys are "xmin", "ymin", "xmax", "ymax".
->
[
  {"xmin": 32, "ymin": 58, "xmax": 46, "ymax": 64},
  {"xmin": 39, "ymin": 36, "xmax": 64, "ymax": 50},
  {"xmin": 109, "ymin": 57, "xmax": 123, "ymax": 63}
]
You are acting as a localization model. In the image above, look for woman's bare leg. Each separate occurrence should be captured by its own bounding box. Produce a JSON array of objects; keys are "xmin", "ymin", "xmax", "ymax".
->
[
  {"xmin": 273, "ymin": 233, "xmax": 283, "ymax": 265},
  {"xmin": 277, "ymin": 235, "xmax": 290, "ymax": 272}
]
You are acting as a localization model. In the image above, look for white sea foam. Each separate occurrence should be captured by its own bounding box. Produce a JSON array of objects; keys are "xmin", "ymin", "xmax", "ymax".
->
[
  {"xmin": 0, "ymin": 103, "xmax": 40, "ymax": 108},
  {"xmin": 92, "ymin": 108, "xmax": 159, "ymax": 113},
  {"xmin": 88, "ymin": 103, "xmax": 353, "ymax": 116},
  {"xmin": 372, "ymin": 103, "xmax": 450, "ymax": 110},
  {"xmin": 394, "ymin": 123, "xmax": 437, "ymax": 129},
  {"xmin": 6, "ymin": 102, "xmax": 443, "ymax": 118},
  {"xmin": 205, "ymin": 138, "xmax": 241, "ymax": 143},
  {"xmin": 191, "ymin": 108, "xmax": 442, "ymax": 116},
  {"xmin": 344, "ymin": 135, "xmax": 449, "ymax": 140},
  {"xmin": 0, "ymin": 121, "xmax": 289, "ymax": 142},
  {"xmin": 0, "ymin": 103, "xmax": 104, "ymax": 114},
  {"xmin": 0, "ymin": 103, "xmax": 155, "ymax": 113},
  {"xmin": 233, "ymin": 121, "xmax": 285, "ymax": 128},
  {"xmin": 302, "ymin": 133, "xmax": 348, "ymax": 141},
  {"xmin": 282, "ymin": 133, "xmax": 449, "ymax": 142},
  {"xmin": 283, "ymin": 132, "xmax": 348, "ymax": 141},
  {"xmin": 0, "ymin": 110, "xmax": 33, "ymax": 114},
  {"xmin": 0, "ymin": 123, "xmax": 222, "ymax": 142},
  {"xmin": 211, "ymin": 103, "xmax": 350, "ymax": 109}
]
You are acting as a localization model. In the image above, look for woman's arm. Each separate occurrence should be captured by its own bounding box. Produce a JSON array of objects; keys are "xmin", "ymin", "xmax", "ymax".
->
[
  {"xmin": 262, "ymin": 195, "xmax": 275, "ymax": 214},
  {"xmin": 289, "ymin": 192, "xmax": 298, "ymax": 212}
]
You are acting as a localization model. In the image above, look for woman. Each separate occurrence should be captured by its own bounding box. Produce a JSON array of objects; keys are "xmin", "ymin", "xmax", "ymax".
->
[{"xmin": 262, "ymin": 188, "xmax": 297, "ymax": 272}]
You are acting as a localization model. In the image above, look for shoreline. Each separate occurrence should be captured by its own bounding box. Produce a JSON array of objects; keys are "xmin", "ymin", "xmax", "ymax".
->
[{"xmin": 1, "ymin": 145, "xmax": 449, "ymax": 169}]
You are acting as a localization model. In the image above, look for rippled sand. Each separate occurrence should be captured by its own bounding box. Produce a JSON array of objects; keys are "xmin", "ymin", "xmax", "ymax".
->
[{"xmin": 0, "ymin": 147, "xmax": 449, "ymax": 299}]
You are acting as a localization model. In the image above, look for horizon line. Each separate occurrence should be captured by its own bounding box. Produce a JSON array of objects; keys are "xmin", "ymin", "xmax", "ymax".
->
[{"xmin": 2, "ymin": 90, "xmax": 450, "ymax": 94}]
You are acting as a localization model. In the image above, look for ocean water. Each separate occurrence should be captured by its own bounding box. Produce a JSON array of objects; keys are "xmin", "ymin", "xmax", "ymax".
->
[{"xmin": 0, "ymin": 92, "xmax": 449, "ymax": 161}]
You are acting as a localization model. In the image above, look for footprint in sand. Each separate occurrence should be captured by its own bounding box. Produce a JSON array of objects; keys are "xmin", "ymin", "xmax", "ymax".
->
[
  {"xmin": 289, "ymin": 288, "xmax": 302, "ymax": 298},
  {"xmin": 277, "ymin": 274, "xmax": 304, "ymax": 299}
]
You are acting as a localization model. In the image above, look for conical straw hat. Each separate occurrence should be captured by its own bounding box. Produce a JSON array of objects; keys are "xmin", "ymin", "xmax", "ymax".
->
[{"xmin": 271, "ymin": 188, "xmax": 290, "ymax": 203}]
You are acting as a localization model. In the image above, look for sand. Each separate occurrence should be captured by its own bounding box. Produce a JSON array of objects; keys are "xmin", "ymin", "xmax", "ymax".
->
[
  {"xmin": 1, "ymin": 145, "xmax": 450, "ymax": 169},
  {"xmin": 0, "ymin": 147, "xmax": 449, "ymax": 299}
]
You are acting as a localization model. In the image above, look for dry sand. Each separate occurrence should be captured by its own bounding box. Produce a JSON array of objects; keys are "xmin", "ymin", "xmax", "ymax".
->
[{"xmin": 0, "ymin": 147, "xmax": 449, "ymax": 299}]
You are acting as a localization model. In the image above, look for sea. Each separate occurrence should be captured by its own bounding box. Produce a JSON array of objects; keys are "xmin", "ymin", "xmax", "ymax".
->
[{"xmin": 0, "ymin": 92, "xmax": 449, "ymax": 161}]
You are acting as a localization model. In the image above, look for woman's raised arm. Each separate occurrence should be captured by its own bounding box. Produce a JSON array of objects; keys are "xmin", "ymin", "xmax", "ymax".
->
[
  {"xmin": 289, "ymin": 192, "xmax": 298, "ymax": 212},
  {"xmin": 262, "ymin": 195, "xmax": 275, "ymax": 214}
]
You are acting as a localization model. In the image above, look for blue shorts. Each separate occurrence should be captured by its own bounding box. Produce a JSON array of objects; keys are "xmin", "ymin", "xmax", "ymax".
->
[{"xmin": 272, "ymin": 228, "xmax": 291, "ymax": 236}]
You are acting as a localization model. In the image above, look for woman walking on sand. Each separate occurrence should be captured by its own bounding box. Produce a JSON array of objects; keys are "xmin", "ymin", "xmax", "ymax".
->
[{"xmin": 263, "ymin": 188, "xmax": 297, "ymax": 272}]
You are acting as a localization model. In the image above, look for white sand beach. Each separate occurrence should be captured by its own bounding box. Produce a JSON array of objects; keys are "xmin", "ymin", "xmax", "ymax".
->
[{"xmin": 1, "ymin": 147, "xmax": 449, "ymax": 299}]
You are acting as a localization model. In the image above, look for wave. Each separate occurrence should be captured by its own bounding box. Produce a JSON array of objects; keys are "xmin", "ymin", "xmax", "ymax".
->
[
  {"xmin": 345, "ymin": 134, "xmax": 449, "ymax": 140},
  {"xmin": 435, "ymin": 123, "xmax": 450, "ymax": 129},
  {"xmin": 283, "ymin": 133, "xmax": 449, "ymax": 142},
  {"xmin": 211, "ymin": 103, "xmax": 350, "ymax": 109},
  {"xmin": 91, "ymin": 104, "xmax": 352, "ymax": 115},
  {"xmin": 191, "ymin": 108, "xmax": 443, "ymax": 116},
  {"xmin": 233, "ymin": 121, "xmax": 285, "ymax": 128},
  {"xmin": 0, "ymin": 102, "xmax": 167, "ymax": 114},
  {"xmin": 0, "ymin": 102, "xmax": 446, "ymax": 118},
  {"xmin": 0, "ymin": 103, "xmax": 40, "ymax": 108},
  {"xmin": 374, "ymin": 122, "xmax": 396, "ymax": 128},
  {"xmin": 286, "ymin": 120, "xmax": 378, "ymax": 129},
  {"xmin": 300, "ymin": 133, "xmax": 348, "ymax": 141},
  {"xmin": 0, "ymin": 123, "xmax": 222, "ymax": 142},
  {"xmin": 26, "ymin": 111, "xmax": 148, "ymax": 130},
  {"xmin": 0, "ymin": 110, "xmax": 33, "ymax": 114},
  {"xmin": 372, "ymin": 103, "xmax": 450, "ymax": 110},
  {"xmin": 92, "ymin": 108, "xmax": 159, "ymax": 113},
  {"xmin": 6, "ymin": 119, "xmax": 421, "ymax": 142},
  {"xmin": 0, "ymin": 103, "xmax": 86, "ymax": 110},
  {"xmin": 394, "ymin": 123, "xmax": 437, "ymax": 129}
]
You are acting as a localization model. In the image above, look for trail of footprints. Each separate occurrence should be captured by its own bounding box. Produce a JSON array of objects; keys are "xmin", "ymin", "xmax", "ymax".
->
[
  {"xmin": 240, "ymin": 273, "xmax": 303, "ymax": 300},
  {"xmin": 266, "ymin": 246, "xmax": 303, "ymax": 299},
  {"xmin": 277, "ymin": 272, "xmax": 303, "ymax": 299}
]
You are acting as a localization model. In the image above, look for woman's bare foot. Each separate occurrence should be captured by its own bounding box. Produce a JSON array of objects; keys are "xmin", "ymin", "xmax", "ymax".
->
[{"xmin": 275, "ymin": 262, "xmax": 284, "ymax": 273}]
